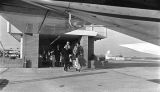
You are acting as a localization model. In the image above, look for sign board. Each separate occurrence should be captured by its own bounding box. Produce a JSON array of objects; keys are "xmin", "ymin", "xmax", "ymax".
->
[{"xmin": 86, "ymin": 25, "xmax": 107, "ymax": 37}]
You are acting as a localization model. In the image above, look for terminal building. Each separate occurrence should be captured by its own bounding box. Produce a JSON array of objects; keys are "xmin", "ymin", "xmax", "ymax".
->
[
  {"xmin": 1, "ymin": 0, "xmax": 159, "ymax": 68},
  {"xmin": 0, "ymin": 1, "xmax": 106, "ymax": 68},
  {"xmin": 4, "ymin": 16, "xmax": 107, "ymax": 68}
]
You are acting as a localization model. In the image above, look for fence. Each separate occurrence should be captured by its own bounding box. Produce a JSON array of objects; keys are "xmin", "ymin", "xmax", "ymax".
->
[{"xmin": 0, "ymin": 57, "xmax": 23, "ymax": 68}]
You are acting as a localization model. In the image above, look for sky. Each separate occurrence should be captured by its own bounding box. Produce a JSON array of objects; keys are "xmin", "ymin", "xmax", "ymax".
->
[{"xmin": 0, "ymin": 15, "xmax": 160, "ymax": 57}]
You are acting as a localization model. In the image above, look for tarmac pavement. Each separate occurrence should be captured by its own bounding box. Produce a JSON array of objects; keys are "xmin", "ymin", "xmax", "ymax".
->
[
  {"xmin": 0, "ymin": 60, "xmax": 160, "ymax": 92},
  {"xmin": 0, "ymin": 68, "xmax": 8, "ymax": 75}
]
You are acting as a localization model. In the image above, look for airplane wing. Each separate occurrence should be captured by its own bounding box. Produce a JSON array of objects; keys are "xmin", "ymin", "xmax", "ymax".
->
[
  {"xmin": 1, "ymin": 0, "xmax": 160, "ymax": 45},
  {"xmin": 0, "ymin": 0, "xmax": 88, "ymax": 35},
  {"xmin": 21, "ymin": 0, "xmax": 160, "ymax": 46}
]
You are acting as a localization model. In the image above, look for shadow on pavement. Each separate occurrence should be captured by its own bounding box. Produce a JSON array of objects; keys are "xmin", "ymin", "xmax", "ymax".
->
[
  {"xmin": 94, "ymin": 61, "xmax": 160, "ymax": 69},
  {"xmin": 148, "ymin": 79, "xmax": 160, "ymax": 84},
  {"xmin": 105, "ymin": 62, "xmax": 160, "ymax": 68},
  {"xmin": 9, "ymin": 72, "xmax": 106, "ymax": 84},
  {"xmin": 0, "ymin": 79, "xmax": 9, "ymax": 90}
]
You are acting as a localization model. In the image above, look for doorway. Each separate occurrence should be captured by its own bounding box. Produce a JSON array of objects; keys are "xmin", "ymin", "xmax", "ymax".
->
[{"xmin": 38, "ymin": 34, "xmax": 80, "ymax": 68}]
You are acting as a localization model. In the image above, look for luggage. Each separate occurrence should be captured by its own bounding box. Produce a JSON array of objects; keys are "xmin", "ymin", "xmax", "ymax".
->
[{"xmin": 73, "ymin": 58, "xmax": 81, "ymax": 70}]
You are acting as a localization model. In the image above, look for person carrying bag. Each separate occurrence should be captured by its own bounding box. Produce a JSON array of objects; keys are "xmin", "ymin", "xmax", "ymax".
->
[{"xmin": 72, "ymin": 42, "xmax": 84, "ymax": 72}]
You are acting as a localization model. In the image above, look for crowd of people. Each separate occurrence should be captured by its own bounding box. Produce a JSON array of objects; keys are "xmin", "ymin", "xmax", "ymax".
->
[
  {"xmin": 62, "ymin": 41, "xmax": 84, "ymax": 72},
  {"xmin": 48, "ymin": 41, "xmax": 84, "ymax": 72}
]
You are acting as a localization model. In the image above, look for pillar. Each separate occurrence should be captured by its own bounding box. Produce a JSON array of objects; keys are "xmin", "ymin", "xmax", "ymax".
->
[
  {"xmin": 20, "ymin": 37, "xmax": 23, "ymax": 59},
  {"xmin": 22, "ymin": 33, "xmax": 39, "ymax": 68},
  {"xmin": 80, "ymin": 36, "xmax": 94, "ymax": 68}
]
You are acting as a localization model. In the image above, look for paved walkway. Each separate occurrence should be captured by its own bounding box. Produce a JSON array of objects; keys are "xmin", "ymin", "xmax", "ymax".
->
[
  {"xmin": 0, "ymin": 60, "xmax": 160, "ymax": 92},
  {"xmin": 0, "ymin": 68, "xmax": 8, "ymax": 74}
]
